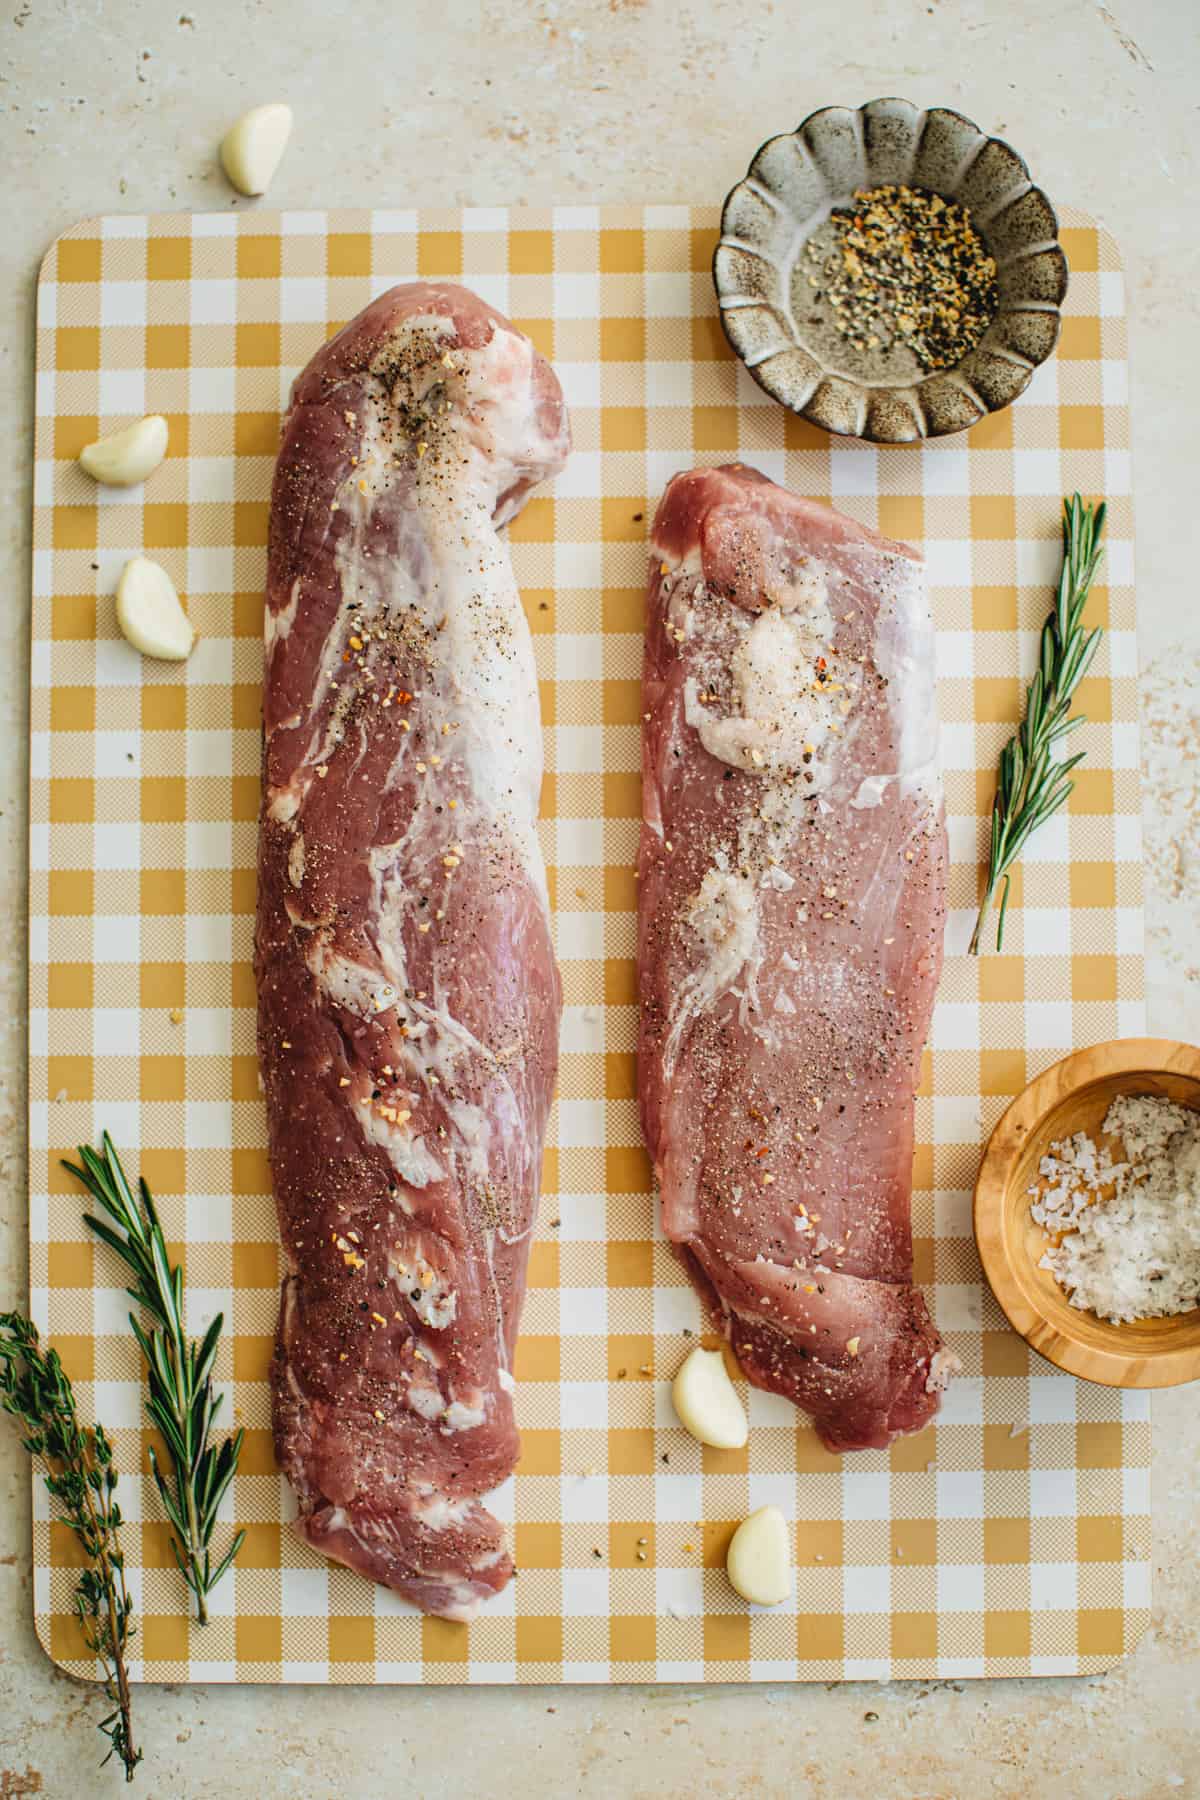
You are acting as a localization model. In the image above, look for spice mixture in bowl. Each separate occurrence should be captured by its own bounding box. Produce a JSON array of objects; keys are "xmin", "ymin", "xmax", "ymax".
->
[
  {"xmin": 802, "ymin": 184, "xmax": 999, "ymax": 375},
  {"xmin": 715, "ymin": 99, "xmax": 1066, "ymax": 442}
]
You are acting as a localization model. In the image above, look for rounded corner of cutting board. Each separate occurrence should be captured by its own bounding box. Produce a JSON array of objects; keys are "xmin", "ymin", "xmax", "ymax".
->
[
  {"xmin": 37, "ymin": 215, "xmax": 106, "ymax": 289},
  {"xmin": 32, "ymin": 1597, "xmax": 100, "ymax": 1686}
]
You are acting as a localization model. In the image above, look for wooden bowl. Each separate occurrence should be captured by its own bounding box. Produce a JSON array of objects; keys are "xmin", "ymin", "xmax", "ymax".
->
[{"xmin": 974, "ymin": 1038, "xmax": 1200, "ymax": 1388}]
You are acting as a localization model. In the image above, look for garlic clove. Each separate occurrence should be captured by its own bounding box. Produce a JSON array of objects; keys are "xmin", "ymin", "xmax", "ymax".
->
[
  {"xmin": 115, "ymin": 558, "xmax": 195, "ymax": 661},
  {"xmin": 726, "ymin": 1506, "xmax": 792, "ymax": 1606},
  {"xmin": 79, "ymin": 414, "xmax": 168, "ymax": 487},
  {"xmin": 671, "ymin": 1345, "xmax": 748, "ymax": 1449},
  {"xmin": 219, "ymin": 103, "xmax": 293, "ymax": 197}
]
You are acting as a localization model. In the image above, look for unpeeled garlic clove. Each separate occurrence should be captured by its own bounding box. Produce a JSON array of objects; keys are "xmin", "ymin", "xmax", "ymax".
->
[
  {"xmin": 79, "ymin": 414, "xmax": 168, "ymax": 487},
  {"xmin": 220, "ymin": 103, "xmax": 293, "ymax": 197},
  {"xmin": 115, "ymin": 557, "xmax": 195, "ymax": 661},
  {"xmin": 726, "ymin": 1506, "xmax": 792, "ymax": 1606},
  {"xmin": 671, "ymin": 1345, "xmax": 748, "ymax": 1449}
]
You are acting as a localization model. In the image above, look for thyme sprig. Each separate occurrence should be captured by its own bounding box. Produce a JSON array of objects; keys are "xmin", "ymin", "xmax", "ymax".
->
[
  {"xmin": 63, "ymin": 1135, "xmax": 245, "ymax": 1625},
  {"xmin": 0, "ymin": 1314, "xmax": 141, "ymax": 1780},
  {"xmin": 970, "ymin": 494, "xmax": 1106, "ymax": 955}
]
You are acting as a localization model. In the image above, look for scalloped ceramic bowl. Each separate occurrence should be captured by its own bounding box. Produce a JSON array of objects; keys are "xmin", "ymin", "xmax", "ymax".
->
[{"xmin": 714, "ymin": 99, "xmax": 1067, "ymax": 442}]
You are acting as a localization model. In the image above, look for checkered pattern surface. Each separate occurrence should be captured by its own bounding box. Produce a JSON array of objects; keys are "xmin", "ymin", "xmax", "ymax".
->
[{"xmin": 28, "ymin": 205, "xmax": 1149, "ymax": 1685}]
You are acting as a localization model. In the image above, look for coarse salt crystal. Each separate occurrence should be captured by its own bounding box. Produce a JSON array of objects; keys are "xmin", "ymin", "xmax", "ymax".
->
[{"xmin": 1028, "ymin": 1095, "xmax": 1200, "ymax": 1323}]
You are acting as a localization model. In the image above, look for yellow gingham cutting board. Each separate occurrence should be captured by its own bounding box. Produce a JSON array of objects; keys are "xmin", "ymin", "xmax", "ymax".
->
[{"xmin": 29, "ymin": 204, "xmax": 1149, "ymax": 1685}]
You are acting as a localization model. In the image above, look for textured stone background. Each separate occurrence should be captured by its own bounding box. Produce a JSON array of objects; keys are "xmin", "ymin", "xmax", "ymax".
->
[{"xmin": 1, "ymin": 2, "xmax": 1197, "ymax": 1795}]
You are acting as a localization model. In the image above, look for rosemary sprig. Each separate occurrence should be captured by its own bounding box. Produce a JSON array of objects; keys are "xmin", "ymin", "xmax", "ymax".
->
[
  {"xmin": 970, "ymin": 493, "xmax": 1106, "ymax": 955},
  {"xmin": 0, "ymin": 1313, "xmax": 141, "ymax": 1781},
  {"xmin": 63, "ymin": 1135, "xmax": 245, "ymax": 1625}
]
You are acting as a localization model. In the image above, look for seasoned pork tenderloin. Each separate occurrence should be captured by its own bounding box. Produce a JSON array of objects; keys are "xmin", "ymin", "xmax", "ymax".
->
[
  {"xmin": 257, "ymin": 283, "xmax": 568, "ymax": 1617},
  {"xmin": 638, "ymin": 464, "xmax": 952, "ymax": 1452}
]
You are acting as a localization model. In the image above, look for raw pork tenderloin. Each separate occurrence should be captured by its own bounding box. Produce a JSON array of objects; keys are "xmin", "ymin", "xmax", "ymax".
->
[
  {"xmin": 638, "ymin": 464, "xmax": 953, "ymax": 1452},
  {"xmin": 257, "ymin": 284, "xmax": 568, "ymax": 1618}
]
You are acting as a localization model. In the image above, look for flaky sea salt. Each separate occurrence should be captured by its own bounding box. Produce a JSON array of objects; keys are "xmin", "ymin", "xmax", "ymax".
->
[{"xmin": 1028, "ymin": 1095, "xmax": 1200, "ymax": 1324}]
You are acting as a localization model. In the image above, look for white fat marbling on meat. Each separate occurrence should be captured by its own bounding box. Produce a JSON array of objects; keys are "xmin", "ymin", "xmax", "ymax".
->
[
  {"xmin": 266, "ymin": 578, "xmax": 301, "ymax": 651},
  {"xmin": 678, "ymin": 556, "xmax": 852, "ymax": 779},
  {"xmin": 688, "ymin": 868, "xmax": 758, "ymax": 985},
  {"xmin": 444, "ymin": 1096, "xmax": 493, "ymax": 1183},
  {"xmin": 345, "ymin": 895, "xmax": 520, "ymax": 1205},
  {"xmin": 405, "ymin": 1262, "xmax": 458, "ymax": 1330},
  {"xmin": 407, "ymin": 1383, "xmax": 444, "ymax": 1420},
  {"xmin": 287, "ymin": 831, "xmax": 306, "ymax": 888},
  {"xmin": 279, "ymin": 1273, "xmax": 299, "ymax": 1344},
  {"xmin": 351, "ymin": 315, "xmax": 553, "ymax": 905},
  {"xmin": 660, "ymin": 545, "xmax": 704, "ymax": 586},
  {"xmin": 265, "ymin": 565, "xmax": 379, "ymax": 824},
  {"xmin": 416, "ymin": 1494, "xmax": 474, "ymax": 1531},
  {"xmin": 479, "ymin": 1227, "xmax": 513, "ymax": 1391},
  {"xmin": 761, "ymin": 862, "xmax": 795, "ymax": 891},
  {"xmin": 849, "ymin": 544, "xmax": 940, "ymax": 807},
  {"xmin": 663, "ymin": 868, "xmax": 760, "ymax": 1077},
  {"xmin": 268, "ymin": 785, "xmax": 301, "ymax": 824},
  {"xmin": 266, "ymin": 310, "xmax": 556, "ymax": 916},
  {"xmin": 355, "ymin": 1100, "xmax": 441, "ymax": 1190},
  {"xmin": 851, "ymin": 773, "xmax": 893, "ymax": 809},
  {"xmin": 369, "ymin": 868, "xmax": 525, "ymax": 1187},
  {"xmin": 305, "ymin": 940, "xmax": 398, "ymax": 1020},
  {"xmin": 442, "ymin": 1399, "xmax": 487, "ymax": 1432},
  {"xmin": 438, "ymin": 1581, "xmax": 492, "ymax": 1621},
  {"xmin": 315, "ymin": 1500, "xmax": 498, "ymax": 1622}
]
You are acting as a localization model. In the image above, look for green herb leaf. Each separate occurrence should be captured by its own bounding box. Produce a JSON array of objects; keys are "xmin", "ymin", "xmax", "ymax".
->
[
  {"xmin": 969, "ymin": 495, "xmax": 1106, "ymax": 955},
  {"xmin": 1, "ymin": 1313, "xmax": 141, "ymax": 1779},
  {"xmin": 63, "ymin": 1135, "xmax": 245, "ymax": 1625}
]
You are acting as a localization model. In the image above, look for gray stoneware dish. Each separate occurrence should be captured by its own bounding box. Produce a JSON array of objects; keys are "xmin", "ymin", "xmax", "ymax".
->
[{"xmin": 714, "ymin": 99, "xmax": 1067, "ymax": 443}]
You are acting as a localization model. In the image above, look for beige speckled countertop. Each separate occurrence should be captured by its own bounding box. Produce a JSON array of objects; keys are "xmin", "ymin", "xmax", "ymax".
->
[{"xmin": 2, "ymin": 3, "xmax": 1198, "ymax": 1795}]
